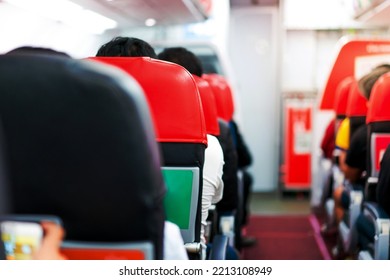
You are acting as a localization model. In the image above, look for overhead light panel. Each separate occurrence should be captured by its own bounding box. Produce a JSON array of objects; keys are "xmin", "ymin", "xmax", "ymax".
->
[
  {"xmin": 145, "ymin": 18, "xmax": 156, "ymax": 27},
  {"xmin": 4, "ymin": 0, "xmax": 117, "ymax": 34}
]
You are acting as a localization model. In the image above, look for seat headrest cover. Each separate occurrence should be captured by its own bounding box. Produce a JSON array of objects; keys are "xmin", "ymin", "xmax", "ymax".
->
[
  {"xmin": 346, "ymin": 80, "xmax": 367, "ymax": 117},
  {"xmin": 202, "ymin": 73, "xmax": 234, "ymax": 122},
  {"xmin": 367, "ymin": 72, "xmax": 390, "ymax": 123},
  {"xmin": 334, "ymin": 76, "xmax": 353, "ymax": 116},
  {"xmin": 0, "ymin": 54, "xmax": 166, "ymax": 258},
  {"xmin": 193, "ymin": 76, "xmax": 220, "ymax": 136},
  {"xmin": 89, "ymin": 57, "xmax": 207, "ymax": 145}
]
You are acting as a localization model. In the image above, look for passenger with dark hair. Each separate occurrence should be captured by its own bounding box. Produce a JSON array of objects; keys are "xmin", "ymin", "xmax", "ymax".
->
[
  {"xmin": 229, "ymin": 121, "xmax": 252, "ymax": 219},
  {"xmin": 96, "ymin": 36, "xmax": 157, "ymax": 58},
  {"xmin": 158, "ymin": 47, "xmax": 203, "ymax": 77},
  {"xmin": 215, "ymin": 120, "xmax": 239, "ymax": 217},
  {"xmin": 358, "ymin": 64, "xmax": 390, "ymax": 99}
]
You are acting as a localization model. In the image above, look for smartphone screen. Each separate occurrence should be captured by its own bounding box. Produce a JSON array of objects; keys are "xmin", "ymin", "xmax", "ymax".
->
[{"xmin": 1, "ymin": 221, "xmax": 43, "ymax": 260}]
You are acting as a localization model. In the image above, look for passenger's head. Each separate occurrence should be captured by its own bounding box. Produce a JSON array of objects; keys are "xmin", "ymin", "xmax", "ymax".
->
[
  {"xmin": 157, "ymin": 47, "xmax": 203, "ymax": 77},
  {"xmin": 6, "ymin": 46, "xmax": 70, "ymax": 57},
  {"xmin": 358, "ymin": 64, "xmax": 390, "ymax": 100},
  {"xmin": 96, "ymin": 37, "xmax": 157, "ymax": 58}
]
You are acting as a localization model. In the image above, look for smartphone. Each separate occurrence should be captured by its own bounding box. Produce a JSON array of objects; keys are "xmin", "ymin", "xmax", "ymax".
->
[
  {"xmin": 0, "ymin": 215, "xmax": 62, "ymax": 260},
  {"xmin": 1, "ymin": 221, "xmax": 43, "ymax": 260}
]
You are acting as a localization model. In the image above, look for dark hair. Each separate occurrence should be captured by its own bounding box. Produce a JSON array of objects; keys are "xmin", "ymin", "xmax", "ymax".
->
[
  {"xmin": 157, "ymin": 47, "xmax": 203, "ymax": 77},
  {"xmin": 6, "ymin": 46, "xmax": 70, "ymax": 57},
  {"xmin": 96, "ymin": 37, "xmax": 157, "ymax": 58},
  {"xmin": 358, "ymin": 64, "xmax": 390, "ymax": 100}
]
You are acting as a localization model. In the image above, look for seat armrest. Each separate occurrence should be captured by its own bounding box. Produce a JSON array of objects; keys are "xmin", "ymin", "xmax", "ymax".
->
[
  {"xmin": 208, "ymin": 235, "xmax": 228, "ymax": 260},
  {"xmin": 362, "ymin": 202, "xmax": 390, "ymax": 259},
  {"xmin": 219, "ymin": 214, "xmax": 236, "ymax": 247},
  {"xmin": 184, "ymin": 242, "xmax": 202, "ymax": 253},
  {"xmin": 363, "ymin": 202, "xmax": 389, "ymax": 221},
  {"xmin": 338, "ymin": 190, "xmax": 363, "ymax": 253}
]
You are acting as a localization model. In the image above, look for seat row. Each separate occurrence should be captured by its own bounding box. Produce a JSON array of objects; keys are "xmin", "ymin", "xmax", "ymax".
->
[
  {"xmin": 320, "ymin": 70, "xmax": 390, "ymax": 259},
  {"xmin": 0, "ymin": 53, "xmax": 237, "ymax": 260}
]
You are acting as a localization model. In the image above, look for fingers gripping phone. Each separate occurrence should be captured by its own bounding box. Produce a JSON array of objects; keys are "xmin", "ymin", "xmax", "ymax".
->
[{"xmin": 0, "ymin": 215, "xmax": 62, "ymax": 260}]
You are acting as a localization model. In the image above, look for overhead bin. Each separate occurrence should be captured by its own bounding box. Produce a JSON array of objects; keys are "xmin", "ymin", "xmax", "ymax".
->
[
  {"xmin": 353, "ymin": 0, "xmax": 390, "ymax": 26},
  {"xmin": 71, "ymin": 0, "xmax": 212, "ymax": 27}
]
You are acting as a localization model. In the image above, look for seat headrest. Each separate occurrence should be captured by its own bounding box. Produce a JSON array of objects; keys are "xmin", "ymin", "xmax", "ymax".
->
[
  {"xmin": 202, "ymin": 73, "xmax": 234, "ymax": 122},
  {"xmin": 346, "ymin": 80, "xmax": 367, "ymax": 117},
  {"xmin": 334, "ymin": 76, "xmax": 353, "ymax": 118},
  {"xmin": 367, "ymin": 72, "xmax": 390, "ymax": 123},
  {"xmin": 89, "ymin": 57, "xmax": 207, "ymax": 145},
  {"xmin": 0, "ymin": 54, "xmax": 166, "ymax": 258},
  {"xmin": 193, "ymin": 76, "xmax": 220, "ymax": 136}
]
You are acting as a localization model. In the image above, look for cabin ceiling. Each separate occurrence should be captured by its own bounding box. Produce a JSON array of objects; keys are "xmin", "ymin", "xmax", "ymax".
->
[
  {"xmin": 354, "ymin": 0, "xmax": 390, "ymax": 26},
  {"xmin": 230, "ymin": 0, "xmax": 279, "ymax": 7},
  {"xmin": 69, "ymin": 0, "xmax": 209, "ymax": 28},
  {"xmin": 70, "ymin": 0, "xmax": 279, "ymax": 29}
]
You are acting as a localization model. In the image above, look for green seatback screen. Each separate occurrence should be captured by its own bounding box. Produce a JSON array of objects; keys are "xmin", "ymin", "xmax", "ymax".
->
[{"xmin": 162, "ymin": 169, "xmax": 193, "ymax": 229}]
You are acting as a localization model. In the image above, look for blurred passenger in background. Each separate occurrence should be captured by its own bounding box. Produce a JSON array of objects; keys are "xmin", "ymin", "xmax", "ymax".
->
[
  {"xmin": 228, "ymin": 119, "xmax": 256, "ymax": 249},
  {"xmin": 326, "ymin": 64, "xmax": 390, "ymax": 258},
  {"xmin": 319, "ymin": 119, "xmax": 336, "ymax": 210},
  {"xmin": 333, "ymin": 64, "xmax": 390, "ymax": 226},
  {"xmin": 96, "ymin": 37, "xmax": 156, "ymax": 58},
  {"xmin": 320, "ymin": 119, "xmax": 336, "ymax": 161}
]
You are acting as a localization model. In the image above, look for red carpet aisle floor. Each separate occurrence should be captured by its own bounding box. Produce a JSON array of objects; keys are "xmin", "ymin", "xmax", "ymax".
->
[{"xmin": 241, "ymin": 215, "xmax": 331, "ymax": 260}]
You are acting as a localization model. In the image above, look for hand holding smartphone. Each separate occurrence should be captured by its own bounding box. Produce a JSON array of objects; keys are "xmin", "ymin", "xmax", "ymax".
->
[
  {"xmin": 0, "ymin": 215, "xmax": 64, "ymax": 260},
  {"xmin": 1, "ymin": 221, "xmax": 43, "ymax": 260}
]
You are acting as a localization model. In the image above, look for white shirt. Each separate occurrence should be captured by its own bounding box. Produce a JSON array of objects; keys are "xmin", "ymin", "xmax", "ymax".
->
[
  {"xmin": 201, "ymin": 134, "xmax": 224, "ymax": 247},
  {"xmin": 163, "ymin": 221, "xmax": 188, "ymax": 260}
]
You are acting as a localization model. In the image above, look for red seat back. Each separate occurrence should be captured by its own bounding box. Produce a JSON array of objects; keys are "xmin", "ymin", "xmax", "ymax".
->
[
  {"xmin": 367, "ymin": 72, "xmax": 390, "ymax": 124},
  {"xmin": 193, "ymin": 75, "xmax": 220, "ymax": 136},
  {"xmin": 366, "ymin": 73, "xmax": 390, "ymax": 179},
  {"xmin": 203, "ymin": 74, "xmax": 234, "ymax": 122},
  {"xmin": 319, "ymin": 38, "xmax": 390, "ymax": 110},
  {"xmin": 346, "ymin": 80, "xmax": 367, "ymax": 117},
  {"xmin": 346, "ymin": 80, "xmax": 367, "ymax": 137},
  {"xmin": 89, "ymin": 57, "xmax": 207, "ymax": 145},
  {"xmin": 61, "ymin": 241, "xmax": 154, "ymax": 260},
  {"xmin": 334, "ymin": 76, "xmax": 353, "ymax": 119},
  {"xmin": 61, "ymin": 248, "xmax": 146, "ymax": 260}
]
